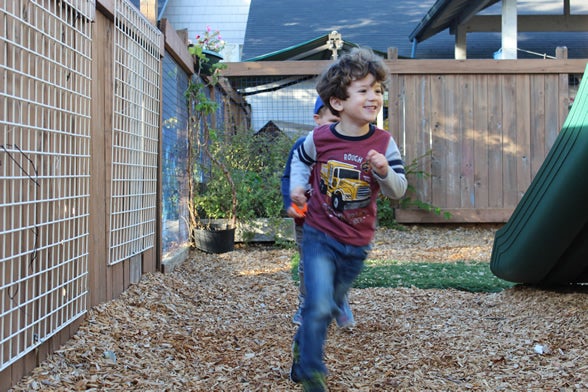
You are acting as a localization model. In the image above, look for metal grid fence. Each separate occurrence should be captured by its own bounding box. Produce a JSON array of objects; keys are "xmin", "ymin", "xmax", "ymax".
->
[
  {"xmin": 160, "ymin": 54, "xmax": 190, "ymax": 259},
  {"xmin": 230, "ymin": 75, "xmax": 320, "ymax": 137},
  {"xmin": 109, "ymin": 0, "xmax": 161, "ymax": 265},
  {"xmin": 0, "ymin": 0, "xmax": 94, "ymax": 370}
]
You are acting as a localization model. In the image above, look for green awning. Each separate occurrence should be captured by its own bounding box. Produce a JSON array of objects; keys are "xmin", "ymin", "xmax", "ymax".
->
[{"xmin": 245, "ymin": 33, "xmax": 388, "ymax": 61}]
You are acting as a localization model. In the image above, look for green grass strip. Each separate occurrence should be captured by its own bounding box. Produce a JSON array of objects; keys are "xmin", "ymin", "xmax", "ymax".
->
[{"xmin": 291, "ymin": 255, "xmax": 514, "ymax": 293}]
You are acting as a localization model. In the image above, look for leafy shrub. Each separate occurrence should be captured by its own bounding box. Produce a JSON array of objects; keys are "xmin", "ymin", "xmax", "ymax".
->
[{"xmin": 193, "ymin": 129, "xmax": 293, "ymax": 221}]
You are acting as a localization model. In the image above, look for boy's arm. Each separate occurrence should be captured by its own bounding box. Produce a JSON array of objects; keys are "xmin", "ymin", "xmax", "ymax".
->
[
  {"xmin": 280, "ymin": 150, "xmax": 294, "ymax": 210},
  {"xmin": 281, "ymin": 137, "xmax": 306, "ymax": 210},
  {"xmin": 290, "ymin": 132, "xmax": 315, "ymax": 205},
  {"xmin": 373, "ymin": 138, "xmax": 408, "ymax": 199}
]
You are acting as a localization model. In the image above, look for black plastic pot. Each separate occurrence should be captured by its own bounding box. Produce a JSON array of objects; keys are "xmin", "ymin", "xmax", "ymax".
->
[{"xmin": 193, "ymin": 221, "xmax": 235, "ymax": 253}]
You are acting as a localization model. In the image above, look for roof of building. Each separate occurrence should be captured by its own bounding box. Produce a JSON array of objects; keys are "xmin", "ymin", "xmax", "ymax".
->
[
  {"xmin": 243, "ymin": 0, "xmax": 588, "ymax": 60},
  {"xmin": 409, "ymin": 0, "xmax": 500, "ymax": 43},
  {"xmin": 245, "ymin": 32, "xmax": 389, "ymax": 62}
]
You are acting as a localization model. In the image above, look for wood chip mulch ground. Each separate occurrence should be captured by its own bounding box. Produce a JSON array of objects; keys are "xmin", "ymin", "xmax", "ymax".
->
[{"xmin": 10, "ymin": 225, "xmax": 588, "ymax": 391}]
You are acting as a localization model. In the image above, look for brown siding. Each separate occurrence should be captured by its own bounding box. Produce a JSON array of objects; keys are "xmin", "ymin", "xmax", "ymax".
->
[{"xmin": 393, "ymin": 71, "xmax": 573, "ymax": 223}]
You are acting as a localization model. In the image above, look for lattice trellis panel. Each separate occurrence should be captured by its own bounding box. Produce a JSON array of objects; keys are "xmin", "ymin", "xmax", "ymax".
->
[
  {"xmin": 0, "ymin": 0, "xmax": 94, "ymax": 370},
  {"xmin": 109, "ymin": 0, "xmax": 161, "ymax": 265}
]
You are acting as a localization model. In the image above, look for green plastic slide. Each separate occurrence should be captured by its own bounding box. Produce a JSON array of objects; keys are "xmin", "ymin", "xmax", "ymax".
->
[{"xmin": 490, "ymin": 64, "xmax": 588, "ymax": 285}]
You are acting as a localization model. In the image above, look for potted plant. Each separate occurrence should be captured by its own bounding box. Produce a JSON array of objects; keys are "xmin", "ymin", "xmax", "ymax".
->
[
  {"xmin": 189, "ymin": 26, "xmax": 225, "ymax": 75},
  {"xmin": 186, "ymin": 28, "xmax": 297, "ymax": 248},
  {"xmin": 189, "ymin": 125, "xmax": 297, "ymax": 244},
  {"xmin": 186, "ymin": 33, "xmax": 235, "ymax": 253},
  {"xmin": 216, "ymin": 129, "xmax": 295, "ymax": 244}
]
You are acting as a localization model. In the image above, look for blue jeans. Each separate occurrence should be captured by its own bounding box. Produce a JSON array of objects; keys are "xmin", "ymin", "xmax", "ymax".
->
[{"xmin": 294, "ymin": 224, "xmax": 370, "ymax": 377}]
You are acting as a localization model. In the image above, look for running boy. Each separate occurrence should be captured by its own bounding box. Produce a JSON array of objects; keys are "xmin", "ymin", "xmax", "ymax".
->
[
  {"xmin": 281, "ymin": 96, "xmax": 355, "ymax": 328},
  {"xmin": 289, "ymin": 48, "xmax": 408, "ymax": 391}
]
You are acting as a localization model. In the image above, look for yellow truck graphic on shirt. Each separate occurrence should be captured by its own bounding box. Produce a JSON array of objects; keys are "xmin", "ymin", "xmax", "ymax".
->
[{"xmin": 319, "ymin": 160, "xmax": 371, "ymax": 212}]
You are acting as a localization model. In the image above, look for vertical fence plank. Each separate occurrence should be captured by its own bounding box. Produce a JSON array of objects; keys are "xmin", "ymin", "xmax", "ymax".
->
[
  {"xmin": 429, "ymin": 75, "xmax": 447, "ymax": 209},
  {"xmin": 388, "ymin": 73, "xmax": 401, "ymax": 144},
  {"xmin": 445, "ymin": 75, "xmax": 460, "ymax": 209},
  {"xmin": 501, "ymin": 74, "xmax": 518, "ymax": 207},
  {"xmin": 473, "ymin": 74, "xmax": 489, "ymax": 209},
  {"xmin": 558, "ymin": 72, "xmax": 571, "ymax": 144},
  {"xmin": 515, "ymin": 75, "xmax": 532, "ymax": 199},
  {"xmin": 487, "ymin": 75, "xmax": 504, "ymax": 209},
  {"xmin": 544, "ymin": 74, "xmax": 561, "ymax": 154},
  {"xmin": 417, "ymin": 75, "xmax": 433, "ymax": 205},
  {"xmin": 89, "ymin": 11, "xmax": 110, "ymax": 307},
  {"xmin": 403, "ymin": 75, "xmax": 428, "ymax": 204},
  {"xmin": 459, "ymin": 74, "xmax": 475, "ymax": 208},
  {"xmin": 530, "ymin": 75, "xmax": 546, "ymax": 177}
]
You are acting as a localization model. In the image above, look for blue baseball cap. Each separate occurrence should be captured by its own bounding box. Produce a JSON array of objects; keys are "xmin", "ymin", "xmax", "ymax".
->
[{"xmin": 313, "ymin": 96, "xmax": 325, "ymax": 115}]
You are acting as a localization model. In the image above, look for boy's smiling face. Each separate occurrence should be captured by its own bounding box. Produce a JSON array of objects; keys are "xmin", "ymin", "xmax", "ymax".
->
[{"xmin": 331, "ymin": 74, "xmax": 383, "ymax": 127}]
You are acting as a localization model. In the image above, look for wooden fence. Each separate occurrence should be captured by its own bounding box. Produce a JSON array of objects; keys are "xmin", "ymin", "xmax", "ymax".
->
[{"xmin": 223, "ymin": 56, "xmax": 587, "ymax": 223}]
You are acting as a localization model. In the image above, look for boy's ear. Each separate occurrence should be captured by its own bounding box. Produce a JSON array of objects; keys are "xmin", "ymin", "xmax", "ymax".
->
[
  {"xmin": 312, "ymin": 113, "xmax": 321, "ymax": 125},
  {"xmin": 329, "ymin": 96, "xmax": 344, "ymax": 112}
]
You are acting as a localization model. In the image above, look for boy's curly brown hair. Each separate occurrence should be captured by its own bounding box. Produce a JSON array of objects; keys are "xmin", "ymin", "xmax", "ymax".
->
[{"xmin": 316, "ymin": 47, "xmax": 388, "ymax": 116}]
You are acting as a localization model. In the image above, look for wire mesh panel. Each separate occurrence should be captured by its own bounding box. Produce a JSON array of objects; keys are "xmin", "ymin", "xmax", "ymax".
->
[
  {"xmin": 0, "ymin": 0, "xmax": 94, "ymax": 371},
  {"xmin": 231, "ymin": 76, "xmax": 320, "ymax": 136},
  {"xmin": 109, "ymin": 0, "xmax": 161, "ymax": 265},
  {"xmin": 160, "ymin": 54, "xmax": 190, "ymax": 259}
]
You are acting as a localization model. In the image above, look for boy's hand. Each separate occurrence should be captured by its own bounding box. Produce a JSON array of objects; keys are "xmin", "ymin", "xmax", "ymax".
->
[
  {"xmin": 291, "ymin": 186, "xmax": 308, "ymax": 209},
  {"xmin": 287, "ymin": 203, "xmax": 307, "ymax": 218},
  {"xmin": 366, "ymin": 149, "xmax": 389, "ymax": 177}
]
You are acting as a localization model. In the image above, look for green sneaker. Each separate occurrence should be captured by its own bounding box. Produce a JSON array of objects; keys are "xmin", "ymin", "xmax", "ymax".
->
[
  {"xmin": 302, "ymin": 371, "xmax": 327, "ymax": 392},
  {"xmin": 290, "ymin": 340, "xmax": 302, "ymax": 383}
]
